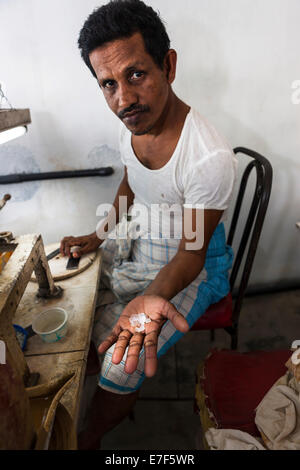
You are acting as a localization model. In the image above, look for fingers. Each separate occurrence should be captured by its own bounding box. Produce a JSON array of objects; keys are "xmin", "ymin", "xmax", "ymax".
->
[
  {"xmin": 70, "ymin": 246, "xmax": 82, "ymax": 259},
  {"xmin": 60, "ymin": 237, "xmax": 69, "ymax": 257},
  {"xmin": 98, "ymin": 326, "xmax": 121, "ymax": 355},
  {"xmin": 60, "ymin": 235, "xmax": 99, "ymax": 258},
  {"xmin": 144, "ymin": 330, "xmax": 159, "ymax": 377},
  {"xmin": 60, "ymin": 238, "xmax": 85, "ymax": 258},
  {"xmin": 112, "ymin": 330, "xmax": 132, "ymax": 365},
  {"xmin": 60, "ymin": 237, "xmax": 78, "ymax": 258},
  {"xmin": 164, "ymin": 302, "xmax": 190, "ymax": 333},
  {"xmin": 124, "ymin": 333, "xmax": 144, "ymax": 375}
]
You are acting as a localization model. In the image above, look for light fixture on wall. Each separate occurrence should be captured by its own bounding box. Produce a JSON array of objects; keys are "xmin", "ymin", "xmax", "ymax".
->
[
  {"xmin": 0, "ymin": 108, "xmax": 31, "ymax": 144},
  {"xmin": 0, "ymin": 110, "xmax": 31, "ymax": 212},
  {"xmin": 0, "ymin": 84, "xmax": 31, "ymax": 145},
  {"xmin": 0, "ymin": 124, "xmax": 28, "ymax": 145},
  {"xmin": 0, "ymin": 84, "xmax": 31, "ymax": 213}
]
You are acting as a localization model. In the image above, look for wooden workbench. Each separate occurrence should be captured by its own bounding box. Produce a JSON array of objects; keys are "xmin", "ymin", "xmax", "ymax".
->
[{"xmin": 13, "ymin": 248, "xmax": 102, "ymax": 428}]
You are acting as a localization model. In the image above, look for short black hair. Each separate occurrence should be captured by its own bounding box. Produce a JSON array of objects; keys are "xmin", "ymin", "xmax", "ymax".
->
[{"xmin": 78, "ymin": 0, "xmax": 171, "ymax": 78}]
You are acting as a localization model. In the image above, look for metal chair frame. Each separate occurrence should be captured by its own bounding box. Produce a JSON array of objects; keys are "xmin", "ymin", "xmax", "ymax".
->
[{"xmin": 222, "ymin": 147, "xmax": 273, "ymax": 349}]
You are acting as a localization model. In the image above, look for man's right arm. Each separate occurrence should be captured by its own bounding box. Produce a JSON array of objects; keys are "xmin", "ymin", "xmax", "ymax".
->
[{"xmin": 60, "ymin": 167, "xmax": 134, "ymax": 257}]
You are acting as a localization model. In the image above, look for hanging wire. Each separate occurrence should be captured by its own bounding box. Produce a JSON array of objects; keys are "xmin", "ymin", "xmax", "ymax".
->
[{"xmin": 0, "ymin": 83, "xmax": 13, "ymax": 110}]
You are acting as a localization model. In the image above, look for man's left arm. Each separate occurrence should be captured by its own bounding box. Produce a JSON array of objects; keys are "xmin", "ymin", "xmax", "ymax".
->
[{"xmin": 144, "ymin": 208, "xmax": 223, "ymax": 300}]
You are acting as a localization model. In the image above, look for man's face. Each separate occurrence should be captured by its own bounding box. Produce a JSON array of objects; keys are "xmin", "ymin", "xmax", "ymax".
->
[{"xmin": 89, "ymin": 32, "xmax": 171, "ymax": 135}]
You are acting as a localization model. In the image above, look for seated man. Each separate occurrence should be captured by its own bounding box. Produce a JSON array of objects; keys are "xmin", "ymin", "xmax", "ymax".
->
[{"xmin": 60, "ymin": 0, "xmax": 237, "ymax": 449}]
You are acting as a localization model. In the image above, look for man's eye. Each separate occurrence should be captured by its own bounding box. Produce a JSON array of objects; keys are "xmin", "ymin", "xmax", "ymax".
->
[
  {"xmin": 103, "ymin": 80, "xmax": 115, "ymax": 89},
  {"xmin": 131, "ymin": 71, "xmax": 144, "ymax": 80}
]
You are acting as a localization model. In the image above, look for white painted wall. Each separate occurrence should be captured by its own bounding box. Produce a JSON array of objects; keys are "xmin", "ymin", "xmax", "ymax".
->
[{"xmin": 0, "ymin": 0, "xmax": 299, "ymax": 286}]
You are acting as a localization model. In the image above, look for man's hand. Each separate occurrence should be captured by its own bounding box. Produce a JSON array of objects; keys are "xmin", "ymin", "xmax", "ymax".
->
[
  {"xmin": 98, "ymin": 295, "xmax": 189, "ymax": 378},
  {"xmin": 60, "ymin": 233, "xmax": 101, "ymax": 258}
]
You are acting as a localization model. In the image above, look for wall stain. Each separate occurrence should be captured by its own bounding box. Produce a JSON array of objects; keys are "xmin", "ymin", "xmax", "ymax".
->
[
  {"xmin": 87, "ymin": 144, "xmax": 123, "ymax": 183},
  {"xmin": 0, "ymin": 144, "xmax": 40, "ymax": 202}
]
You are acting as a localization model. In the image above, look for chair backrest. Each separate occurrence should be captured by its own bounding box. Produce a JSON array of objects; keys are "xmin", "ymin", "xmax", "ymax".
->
[{"xmin": 227, "ymin": 147, "xmax": 273, "ymax": 323}]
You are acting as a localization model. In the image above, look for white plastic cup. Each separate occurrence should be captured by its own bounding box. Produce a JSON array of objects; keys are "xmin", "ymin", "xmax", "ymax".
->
[{"xmin": 32, "ymin": 307, "xmax": 68, "ymax": 343}]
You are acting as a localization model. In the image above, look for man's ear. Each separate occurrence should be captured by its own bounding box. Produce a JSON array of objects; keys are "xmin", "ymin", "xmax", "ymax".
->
[{"xmin": 164, "ymin": 49, "xmax": 177, "ymax": 85}]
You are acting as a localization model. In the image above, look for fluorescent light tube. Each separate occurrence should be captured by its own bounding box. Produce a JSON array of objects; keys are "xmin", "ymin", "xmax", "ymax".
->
[{"xmin": 0, "ymin": 125, "xmax": 27, "ymax": 145}]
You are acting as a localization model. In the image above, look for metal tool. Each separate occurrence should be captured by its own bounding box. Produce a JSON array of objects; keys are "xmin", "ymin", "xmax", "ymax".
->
[
  {"xmin": 66, "ymin": 256, "xmax": 81, "ymax": 270},
  {"xmin": 46, "ymin": 248, "xmax": 60, "ymax": 261}
]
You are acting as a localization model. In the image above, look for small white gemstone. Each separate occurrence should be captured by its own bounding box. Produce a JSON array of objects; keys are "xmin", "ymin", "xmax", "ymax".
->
[{"xmin": 129, "ymin": 313, "xmax": 152, "ymax": 333}]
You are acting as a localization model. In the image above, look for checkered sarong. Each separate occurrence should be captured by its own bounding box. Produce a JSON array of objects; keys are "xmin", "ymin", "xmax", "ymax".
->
[{"xmin": 92, "ymin": 218, "xmax": 233, "ymax": 394}]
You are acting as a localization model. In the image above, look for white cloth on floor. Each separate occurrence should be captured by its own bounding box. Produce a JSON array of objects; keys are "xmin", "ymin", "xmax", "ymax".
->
[
  {"xmin": 205, "ymin": 428, "xmax": 266, "ymax": 450},
  {"xmin": 255, "ymin": 373, "xmax": 300, "ymax": 450}
]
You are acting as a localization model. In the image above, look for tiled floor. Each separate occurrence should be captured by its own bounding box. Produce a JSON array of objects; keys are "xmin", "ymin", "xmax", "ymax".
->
[{"xmin": 80, "ymin": 289, "xmax": 300, "ymax": 450}]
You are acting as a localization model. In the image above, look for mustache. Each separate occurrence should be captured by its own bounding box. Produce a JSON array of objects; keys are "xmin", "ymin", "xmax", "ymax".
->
[{"xmin": 118, "ymin": 104, "xmax": 150, "ymax": 120}]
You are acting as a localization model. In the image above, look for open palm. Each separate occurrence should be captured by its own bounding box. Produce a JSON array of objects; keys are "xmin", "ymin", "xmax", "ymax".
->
[{"xmin": 98, "ymin": 295, "xmax": 189, "ymax": 378}]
